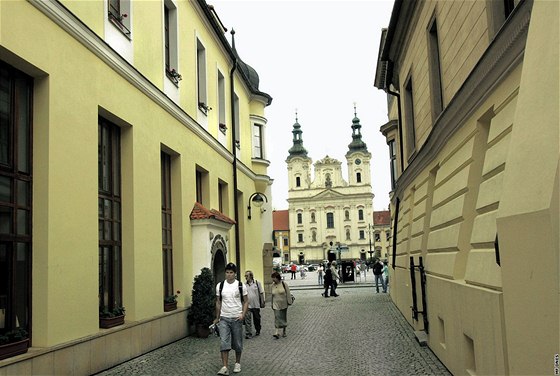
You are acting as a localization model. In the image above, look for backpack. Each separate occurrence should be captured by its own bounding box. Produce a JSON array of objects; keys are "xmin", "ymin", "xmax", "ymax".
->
[
  {"xmin": 219, "ymin": 280, "xmax": 244, "ymax": 304},
  {"xmin": 324, "ymin": 268, "xmax": 333, "ymax": 282}
]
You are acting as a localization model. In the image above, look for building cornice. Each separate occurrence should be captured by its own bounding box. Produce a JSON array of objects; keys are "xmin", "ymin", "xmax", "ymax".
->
[{"xmin": 393, "ymin": 0, "xmax": 532, "ymax": 200}]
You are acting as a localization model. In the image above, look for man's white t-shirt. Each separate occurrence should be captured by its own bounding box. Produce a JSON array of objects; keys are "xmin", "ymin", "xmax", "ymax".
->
[{"xmin": 216, "ymin": 280, "xmax": 248, "ymax": 318}]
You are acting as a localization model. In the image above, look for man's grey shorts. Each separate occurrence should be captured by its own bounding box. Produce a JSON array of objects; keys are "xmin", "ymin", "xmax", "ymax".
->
[{"xmin": 218, "ymin": 317, "xmax": 243, "ymax": 352}]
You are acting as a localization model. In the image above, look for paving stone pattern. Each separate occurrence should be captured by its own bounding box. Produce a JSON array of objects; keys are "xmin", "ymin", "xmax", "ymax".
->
[{"xmin": 95, "ymin": 285, "xmax": 451, "ymax": 376}]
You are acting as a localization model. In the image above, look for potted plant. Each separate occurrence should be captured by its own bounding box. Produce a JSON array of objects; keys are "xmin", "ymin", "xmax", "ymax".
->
[
  {"xmin": 99, "ymin": 306, "xmax": 125, "ymax": 329},
  {"xmin": 0, "ymin": 328, "xmax": 29, "ymax": 360},
  {"xmin": 188, "ymin": 267, "xmax": 215, "ymax": 338},
  {"xmin": 164, "ymin": 290, "xmax": 180, "ymax": 312}
]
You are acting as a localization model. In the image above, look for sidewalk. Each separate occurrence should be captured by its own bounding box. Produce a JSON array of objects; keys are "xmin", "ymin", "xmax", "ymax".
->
[{"xmin": 95, "ymin": 284, "xmax": 450, "ymax": 376}]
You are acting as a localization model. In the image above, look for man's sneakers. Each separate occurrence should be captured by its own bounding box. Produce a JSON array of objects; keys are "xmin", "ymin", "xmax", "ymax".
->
[
  {"xmin": 217, "ymin": 366, "xmax": 229, "ymax": 375},
  {"xmin": 233, "ymin": 363, "xmax": 241, "ymax": 373}
]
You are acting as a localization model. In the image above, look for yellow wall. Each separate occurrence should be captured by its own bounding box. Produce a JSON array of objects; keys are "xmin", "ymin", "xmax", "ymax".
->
[
  {"xmin": 0, "ymin": 0, "xmax": 271, "ymax": 368},
  {"xmin": 381, "ymin": 1, "xmax": 559, "ymax": 374}
]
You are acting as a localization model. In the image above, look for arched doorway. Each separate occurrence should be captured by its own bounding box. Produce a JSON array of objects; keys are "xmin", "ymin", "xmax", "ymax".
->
[{"xmin": 211, "ymin": 235, "xmax": 227, "ymax": 284}]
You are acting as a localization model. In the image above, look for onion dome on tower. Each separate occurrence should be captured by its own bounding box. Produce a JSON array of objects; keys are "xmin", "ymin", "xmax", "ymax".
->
[
  {"xmin": 287, "ymin": 111, "xmax": 308, "ymax": 160},
  {"xmin": 346, "ymin": 104, "xmax": 368, "ymax": 156}
]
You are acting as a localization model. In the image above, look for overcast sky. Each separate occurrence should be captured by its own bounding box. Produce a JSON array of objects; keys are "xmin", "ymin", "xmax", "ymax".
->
[{"xmin": 212, "ymin": 0, "xmax": 395, "ymax": 211}]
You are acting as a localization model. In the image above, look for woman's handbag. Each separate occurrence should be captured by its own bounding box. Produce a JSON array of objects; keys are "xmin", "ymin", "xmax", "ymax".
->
[{"xmin": 282, "ymin": 281, "xmax": 295, "ymax": 305}]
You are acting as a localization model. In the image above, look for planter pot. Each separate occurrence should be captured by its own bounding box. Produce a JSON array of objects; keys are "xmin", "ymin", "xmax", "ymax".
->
[
  {"xmin": 0, "ymin": 338, "xmax": 29, "ymax": 360},
  {"xmin": 196, "ymin": 324, "xmax": 211, "ymax": 338},
  {"xmin": 164, "ymin": 301, "xmax": 177, "ymax": 312},
  {"xmin": 99, "ymin": 314, "xmax": 125, "ymax": 329}
]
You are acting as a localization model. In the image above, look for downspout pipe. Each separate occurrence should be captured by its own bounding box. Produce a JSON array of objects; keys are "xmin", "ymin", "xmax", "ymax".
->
[{"xmin": 229, "ymin": 29, "xmax": 241, "ymax": 265}]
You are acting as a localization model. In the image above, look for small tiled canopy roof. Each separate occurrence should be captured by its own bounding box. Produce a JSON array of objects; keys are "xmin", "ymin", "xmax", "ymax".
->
[
  {"xmin": 190, "ymin": 202, "xmax": 236, "ymax": 224},
  {"xmin": 373, "ymin": 210, "xmax": 391, "ymax": 226}
]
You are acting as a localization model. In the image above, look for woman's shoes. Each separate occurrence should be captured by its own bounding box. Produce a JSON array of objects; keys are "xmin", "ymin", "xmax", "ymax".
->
[
  {"xmin": 273, "ymin": 334, "xmax": 279, "ymax": 339},
  {"xmin": 282, "ymin": 332, "xmax": 287, "ymax": 338}
]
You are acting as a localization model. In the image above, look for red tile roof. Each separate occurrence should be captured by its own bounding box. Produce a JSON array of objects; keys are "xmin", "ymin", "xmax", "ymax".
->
[
  {"xmin": 273, "ymin": 210, "xmax": 289, "ymax": 231},
  {"xmin": 373, "ymin": 210, "xmax": 391, "ymax": 226},
  {"xmin": 190, "ymin": 202, "xmax": 236, "ymax": 224}
]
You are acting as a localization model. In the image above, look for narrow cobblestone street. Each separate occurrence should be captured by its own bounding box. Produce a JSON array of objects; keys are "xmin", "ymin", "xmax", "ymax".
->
[{"xmin": 95, "ymin": 276, "xmax": 450, "ymax": 376}]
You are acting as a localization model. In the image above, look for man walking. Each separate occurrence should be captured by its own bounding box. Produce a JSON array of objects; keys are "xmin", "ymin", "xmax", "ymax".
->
[
  {"xmin": 243, "ymin": 270, "xmax": 264, "ymax": 338},
  {"xmin": 213, "ymin": 263, "xmax": 248, "ymax": 375},
  {"xmin": 372, "ymin": 259, "xmax": 387, "ymax": 293},
  {"xmin": 330, "ymin": 261, "xmax": 340, "ymax": 297},
  {"xmin": 290, "ymin": 263, "xmax": 297, "ymax": 280}
]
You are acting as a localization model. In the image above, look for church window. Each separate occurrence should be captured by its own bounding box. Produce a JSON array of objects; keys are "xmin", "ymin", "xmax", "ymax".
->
[
  {"xmin": 296, "ymin": 176, "xmax": 301, "ymax": 187},
  {"xmin": 297, "ymin": 213, "xmax": 302, "ymax": 224},
  {"xmin": 326, "ymin": 213, "xmax": 334, "ymax": 228},
  {"xmin": 356, "ymin": 172, "xmax": 362, "ymax": 183},
  {"xmin": 358, "ymin": 209, "xmax": 364, "ymax": 221},
  {"xmin": 298, "ymin": 233, "xmax": 303, "ymax": 243},
  {"xmin": 359, "ymin": 230, "xmax": 365, "ymax": 239}
]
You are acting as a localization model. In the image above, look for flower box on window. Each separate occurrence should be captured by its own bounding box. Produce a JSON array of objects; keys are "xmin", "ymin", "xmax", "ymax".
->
[
  {"xmin": 166, "ymin": 69, "xmax": 182, "ymax": 85},
  {"xmin": 198, "ymin": 102, "xmax": 212, "ymax": 115},
  {"xmin": 99, "ymin": 306, "xmax": 125, "ymax": 329},
  {"xmin": 0, "ymin": 328, "xmax": 29, "ymax": 361}
]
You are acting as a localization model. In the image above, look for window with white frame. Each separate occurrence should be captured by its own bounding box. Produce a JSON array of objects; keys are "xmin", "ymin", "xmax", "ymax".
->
[
  {"xmin": 164, "ymin": 1, "xmax": 180, "ymax": 85},
  {"xmin": 218, "ymin": 71, "xmax": 226, "ymax": 133},
  {"xmin": 197, "ymin": 39, "xmax": 208, "ymax": 114},
  {"xmin": 252, "ymin": 123, "xmax": 263, "ymax": 158},
  {"xmin": 108, "ymin": 0, "xmax": 131, "ymax": 36}
]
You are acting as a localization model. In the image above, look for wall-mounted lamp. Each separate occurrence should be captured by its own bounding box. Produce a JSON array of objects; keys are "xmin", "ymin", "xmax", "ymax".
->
[{"xmin": 247, "ymin": 192, "xmax": 268, "ymax": 219}]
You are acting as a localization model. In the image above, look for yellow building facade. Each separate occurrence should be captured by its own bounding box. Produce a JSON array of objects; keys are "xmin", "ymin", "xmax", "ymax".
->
[
  {"xmin": 375, "ymin": 0, "xmax": 558, "ymax": 374},
  {"xmin": 0, "ymin": 0, "xmax": 272, "ymax": 373}
]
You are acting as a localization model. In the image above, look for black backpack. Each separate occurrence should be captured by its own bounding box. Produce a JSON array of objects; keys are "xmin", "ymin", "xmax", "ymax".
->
[
  {"xmin": 219, "ymin": 280, "xmax": 244, "ymax": 303},
  {"xmin": 324, "ymin": 268, "xmax": 333, "ymax": 282}
]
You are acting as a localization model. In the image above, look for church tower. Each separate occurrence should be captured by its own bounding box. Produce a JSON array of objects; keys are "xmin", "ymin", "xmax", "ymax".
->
[
  {"xmin": 285, "ymin": 108, "xmax": 375, "ymax": 265},
  {"xmin": 286, "ymin": 113, "xmax": 311, "ymax": 191},
  {"xmin": 346, "ymin": 105, "xmax": 372, "ymax": 187}
]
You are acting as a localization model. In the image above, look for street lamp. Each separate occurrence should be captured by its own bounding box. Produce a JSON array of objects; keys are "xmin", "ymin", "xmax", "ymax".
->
[{"xmin": 247, "ymin": 192, "xmax": 268, "ymax": 219}]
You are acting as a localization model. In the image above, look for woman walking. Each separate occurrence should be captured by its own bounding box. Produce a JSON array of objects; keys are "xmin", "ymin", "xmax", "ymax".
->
[{"xmin": 271, "ymin": 272, "xmax": 291, "ymax": 339}]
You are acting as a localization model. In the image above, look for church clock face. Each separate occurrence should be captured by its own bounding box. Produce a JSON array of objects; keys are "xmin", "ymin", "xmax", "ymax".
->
[{"xmin": 355, "ymin": 159, "xmax": 361, "ymax": 165}]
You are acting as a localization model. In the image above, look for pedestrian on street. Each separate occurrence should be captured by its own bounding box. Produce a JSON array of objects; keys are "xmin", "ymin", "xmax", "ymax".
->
[
  {"xmin": 317, "ymin": 264, "xmax": 324, "ymax": 286},
  {"xmin": 360, "ymin": 262, "xmax": 366, "ymax": 282},
  {"xmin": 330, "ymin": 261, "xmax": 340, "ymax": 297},
  {"xmin": 373, "ymin": 259, "xmax": 387, "ymax": 293},
  {"xmin": 271, "ymin": 271, "xmax": 291, "ymax": 339},
  {"xmin": 243, "ymin": 270, "xmax": 264, "ymax": 339},
  {"xmin": 290, "ymin": 264, "xmax": 297, "ymax": 280},
  {"xmin": 383, "ymin": 261, "xmax": 389, "ymax": 290},
  {"xmin": 322, "ymin": 263, "xmax": 333, "ymax": 297},
  {"xmin": 214, "ymin": 263, "xmax": 248, "ymax": 375}
]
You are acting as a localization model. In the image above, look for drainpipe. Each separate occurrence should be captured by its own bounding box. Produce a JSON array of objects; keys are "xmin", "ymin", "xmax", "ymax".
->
[{"xmin": 229, "ymin": 29, "xmax": 241, "ymax": 265}]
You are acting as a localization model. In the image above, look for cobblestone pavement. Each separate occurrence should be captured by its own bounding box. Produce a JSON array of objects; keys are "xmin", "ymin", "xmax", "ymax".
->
[{"xmin": 96, "ymin": 278, "xmax": 451, "ymax": 376}]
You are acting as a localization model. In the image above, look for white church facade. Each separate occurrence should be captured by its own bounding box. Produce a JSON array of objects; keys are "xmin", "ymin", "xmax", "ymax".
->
[{"xmin": 286, "ymin": 111, "xmax": 375, "ymax": 264}]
